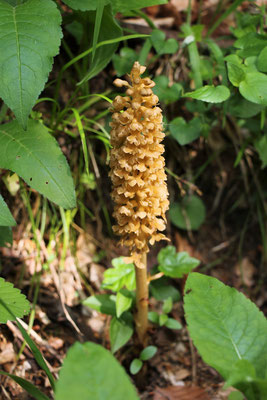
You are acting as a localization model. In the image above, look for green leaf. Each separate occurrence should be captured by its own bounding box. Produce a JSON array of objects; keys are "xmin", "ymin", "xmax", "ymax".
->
[
  {"xmin": 170, "ymin": 117, "xmax": 202, "ymax": 145},
  {"xmin": 158, "ymin": 246, "xmax": 200, "ymax": 278},
  {"xmin": 184, "ymin": 85, "xmax": 230, "ymax": 103},
  {"xmin": 0, "ymin": 371, "xmax": 49, "ymax": 400},
  {"xmin": 150, "ymin": 277, "xmax": 180, "ymax": 302},
  {"xmin": 162, "ymin": 297, "xmax": 173, "ymax": 314},
  {"xmin": 0, "ymin": 226, "xmax": 12, "ymax": 247},
  {"xmin": 112, "ymin": 47, "xmax": 137, "ymax": 77},
  {"xmin": 224, "ymin": 360, "xmax": 267, "ymax": 400},
  {"xmin": 0, "ymin": 0, "xmax": 62, "ymax": 128},
  {"xmin": 78, "ymin": 6, "xmax": 122, "ymax": 84},
  {"xmin": 227, "ymin": 62, "xmax": 245, "ymax": 87},
  {"xmin": 0, "ymin": 277, "xmax": 30, "ymax": 323},
  {"xmin": 151, "ymin": 29, "xmax": 179, "ymax": 55},
  {"xmin": 184, "ymin": 273, "xmax": 267, "ymax": 381},
  {"xmin": 83, "ymin": 294, "xmax": 116, "ymax": 316},
  {"xmin": 55, "ymin": 342, "xmax": 139, "ymax": 400},
  {"xmin": 110, "ymin": 315, "xmax": 133, "ymax": 353},
  {"xmin": 140, "ymin": 346, "xmax": 157, "ymax": 361},
  {"xmin": 159, "ymin": 313, "xmax": 168, "ymax": 326},
  {"xmin": 239, "ymin": 72, "xmax": 267, "ymax": 106},
  {"xmin": 0, "ymin": 195, "xmax": 15, "ymax": 226},
  {"xmin": 226, "ymin": 94, "xmax": 264, "ymax": 118},
  {"xmin": 102, "ymin": 257, "xmax": 135, "ymax": 292},
  {"xmin": 153, "ymin": 76, "xmax": 182, "ymax": 103},
  {"xmin": 62, "ymin": 0, "xmax": 109, "ymax": 10},
  {"xmin": 255, "ymin": 134, "xmax": 267, "ymax": 168},
  {"xmin": 228, "ymin": 392, "xmax": 244, "ymax": 400},
  {"xmin": 165, "ymin": 318, "xmax": 182, "ymax": 330},
  {"xmin": 148, "ymin": 311, "xmax": 159, "ymax": 324},
  {"xmin": 169, "ymin": 195, "xmax": 206, "ymax": 231},
  {"xmin": 65, "ymin": 21, "xmax": 83, "ymax": 44},
  {"xmin": 130, "ymin": 359, "xmax": 143, "ymax": 375},
  {"xmin": 111, "ymin": 0, "xmax": 167, "ymax": 13},
  {"xmin": 0, "ymin": 120, "xmax": 76, "ymax": 209},
  {"xmin": 116, "ymin": 290, "xmax": 133, "ymax": 318},
  {"xmin": 234, "ymin": 33, "xmax": 267, "ymax": 58},
  {"xmin": 257, "ymin": 46, "xmax": 267, "ymax": 73}
]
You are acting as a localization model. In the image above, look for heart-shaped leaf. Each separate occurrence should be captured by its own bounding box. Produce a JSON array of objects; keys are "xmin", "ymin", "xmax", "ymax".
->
[
  {"xmin": 170, "ymin": 117, "xmax": 201, "ymax": 145},
  {"xmin": 153, "ymin": 76, "xmax": 182, "ymax": 103},
  {"xmin": 112, "ymin": 47, "xmax": 138, "ymax": 77},
  {"xmin": 239, "ymin": 72, "xmax": 267, "ymax": 106},
  {"xmin": 0, "ymin": 0, "xmax": 62, "ymax": 128},
  {"xmin": 0, "ymin": 120, "xmax": 76, "ymax": 209},
  {"xmin": 0, "ymin": 277, "xmax": 30, "ymax": 323},
  {"xmin": 158, "ymin": 246, "xmax": 200, "ymax": 278},
  {"xmin": 169, "ymin": 195, "xmax": 206, "ymax": 230},
  {"xmin": 55, "ymin": 342, "xmax": 139, "ymax": 400},
  {"xmin": 184, "ymin": 85, "xmax": 230, "ymax": 103},
  {"xmin": 0, "ymin": 195, "xmax": 15, "ymax": 226},
  {"xmin": 151, "ymin": 29, "xmax": 179, "ymax": 55}
]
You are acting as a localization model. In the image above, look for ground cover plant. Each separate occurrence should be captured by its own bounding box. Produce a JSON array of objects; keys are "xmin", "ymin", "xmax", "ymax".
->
[{"xmin": 0, "ymin": 0, "xmax": 267, "ymax": 399}]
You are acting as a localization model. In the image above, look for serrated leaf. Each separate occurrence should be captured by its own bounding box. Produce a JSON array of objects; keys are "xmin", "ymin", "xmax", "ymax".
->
[
  {"xmin": 55, "ymin": 342, "xmax": 139, "ymax": 400},
  {"xmin": 158, "ymin": 246, "xmax": 200, "ymax": 278},
  {"xmin": 0, "ymin": 0, "xmax": 62, "ymax": 128},
  {"xmin": 0, "ymin": 277, "xmax": 30, "ymax": 323},
  {"xmin": 140, "ymin": 346, "xmax": 157, "ymax": 361},
  {"xmin": 102, "ymin": 257, "xmax": 135, "ymax": 292},
  {"xmin": 0, "ymin": 195, "xmax": 15, "ymax": 226},
  {"xmin": 130, "ymin": 359, "xmax": 143, "ymax": 375},
  {"xmin": 170, "ymin": 117, "xmax": 201, "ymax": 145},
  {"xmin": 169, "ymin": 195, "xmax": 206, "ymax": 231},
  {"xmin": 110, "ymin": 315, "xmax": 133, "ymax": 353},
  {"xmin": 184, "ymin": 273, "xmax": 267, "ymax": 381},
  {"xmin": 0, "ymin": 226, "xmax": 12, "ymax": 247},
  {"xmin": 239, "ymin": 72, "xmax": 267, "ymax": 106},
  {"xmin": 0, "ymin": 120, "xmax": 76, "ymax": 209},
  {"xmin": 184, "ymin": 85, "xmax": 230, "ymax": 103},
  {"xmin": 83, "ymin": 294, "xmax": 116, "ymax": 316}
]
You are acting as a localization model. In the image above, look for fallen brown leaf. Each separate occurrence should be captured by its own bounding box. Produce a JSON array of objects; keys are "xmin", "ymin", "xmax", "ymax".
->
[{"xmin": 153, "ymin": 385, "xmax": 210, "ymax": 400}]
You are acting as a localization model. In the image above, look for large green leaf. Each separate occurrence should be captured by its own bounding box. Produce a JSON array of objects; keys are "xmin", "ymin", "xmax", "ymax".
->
[
  {"xmin": 169, "ymin": 195, "xmax": 206, "ymax": 230},
  {"xmin": 62, "ymin": 0, "xmax": 167, "ymax": 12},
  {"xmin": 184, "ymin": 273, "xmax": 267, "ymax": 381},
  {"xmin": 0, "ymin": 0, "xmax": 62, "ymax": 128},
  {"xmin": 0, "ymin": 277, "xmax": 30, "ymax": 323},
  {"xmin": 55, "ymin": 342, "xmax": 139, "ymax": 400},
  {"xmin": 62, "ymin": 0, "xmax": 109, "ymax": 11},
  {"xmin": 239, "ymin": 72, "xmax": 267, "ymax": 106},
  {"xmin": 0, "ymin": 120, "xmax": 76, "ymax": 209},
  {"xmin": 0, "ymin": 195, "xmax": 15, "ymax": 226}
]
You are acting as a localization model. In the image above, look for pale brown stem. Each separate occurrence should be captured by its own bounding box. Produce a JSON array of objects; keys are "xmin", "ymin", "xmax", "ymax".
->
[{"xmin": 134, "ymin": 253, "xmax": 149, "ymax": 346}]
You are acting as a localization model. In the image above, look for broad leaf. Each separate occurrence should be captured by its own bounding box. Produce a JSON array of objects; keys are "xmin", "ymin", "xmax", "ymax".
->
[
  {"xmin": 257, "ymin": 46, "xmax": 267, "ymax": 73},
  {"xmin": 235, "ymin": 33, "xmax": 267, "ymax": 58},
  {"xmin": 239, "ymin": 72, "xmax": 267, "ymax": 106},
  {"xmin": 150, "ymin": 277, "xmax": 180, "ymax": 301},
  {"xmin": 62, "ymin": 0, "xmax": 109, "ymax": 11},
  {"xmin": 169, "ymin": 195, "xmax": 206, "ymax": 230},
  {"xmin": 184, "ymin": 85, "xmax": 230, "ymax": 103},
  {"xmin": 0, "ymin": 226, "xmax": 13, "ymax": 247},
  {"xmin": 158, "ymin": 246, "xmax": 200, "ymax": 278},
  {"xmin": 0, "ymin": 277, "xmax": 30, "ymax": 323},
  {"xmin": 116, "ymin": 290, "xmax": 133, "ymax": 318},
  {"xmin": 0, "ymin": 195, "xmax": 15, "ymax": 226},
  {"xmin": 55, "ymin": 342, "xmax": 139, "ymax": 400},
  {"xmin": 102, "ymin": 257, "xmax": 135, "ymax": 292},
  {"xmin": 226, "ymin": 94, "xmax": 264, "ymax": 118},
  {"xmin": 170, "ymin": 117, "xmax": 201, "ymax": 145},
  {"xmin": 110, "ymin": 315, "xmax": 133, "ymax": 353},
  {"xmin": 184, "ymin": 273, "xmax": 267, "ymax": 380},
  {"xmin": 0, "ymin": 0, "xmax": 62, "ymax": 128},
  {"xmin": 111, "ymin": 0, "xmax": 167, "ymax": 13},
  {"xmin": 0, "ymin": 120, "xmax": 76, "ymax": 209},
  {"xmin": 151, "ymin": 29, "xmax": 179, "ymax": 55},
  {"xmin": 83, "ymin": 294, "xmax": 116, "ymax": 316},
  {"xmin": 112, "ymin": 47, "xmax": 138, "ymax": 77},
  {"xmin": 227, "ymin": 62, "xmax": 245, "ymax": 87}
]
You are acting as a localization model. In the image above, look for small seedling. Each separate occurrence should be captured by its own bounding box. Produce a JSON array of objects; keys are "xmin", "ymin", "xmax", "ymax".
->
[{"xmin": 130, "ymin": 345, "xmax": 158, "ymax": 375}]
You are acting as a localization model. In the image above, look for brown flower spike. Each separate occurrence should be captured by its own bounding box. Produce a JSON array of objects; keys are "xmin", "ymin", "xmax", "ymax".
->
[{"xmin": 109, "ymin": 62, "xmax": 169, "ymax": 268}]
